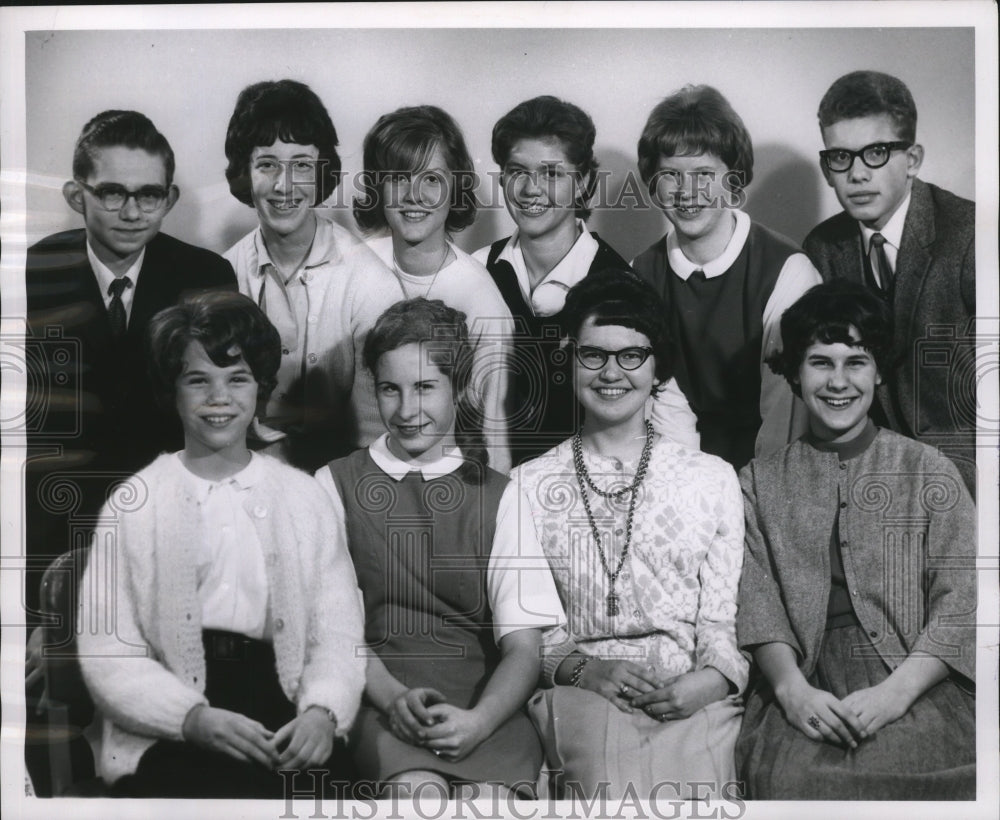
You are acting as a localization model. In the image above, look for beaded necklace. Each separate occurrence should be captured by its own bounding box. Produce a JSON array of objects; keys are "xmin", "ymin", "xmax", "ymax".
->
[{"xmin": 571, "ymin": 419, "xmax": 654, "ymax": 617}]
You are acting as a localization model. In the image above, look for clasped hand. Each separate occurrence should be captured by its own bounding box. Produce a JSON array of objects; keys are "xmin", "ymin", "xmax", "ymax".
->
[
  {"xmin": 629, "ymin": 668, "xmax": 730, "ymax": 721},
  {"xmin": 183, "ymin": 704, "xmax": 336, "ymax": 770},
  {"xmin": 386, "ymin": 687, "xmax": 488, "ymax": 762},
  {"xmin": 775, "ymin": 678, "xmax": 870, "ymax": 748}
]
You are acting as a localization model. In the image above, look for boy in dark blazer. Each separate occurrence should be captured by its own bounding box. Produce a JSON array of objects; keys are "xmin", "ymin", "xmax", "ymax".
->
[
  {"xmin": 803, "ymin": 71, "xmax": 976, "ymax": 496},
  {"xmin": 24, "ymin": 110, "xmax": 236, "ymax": 615}
]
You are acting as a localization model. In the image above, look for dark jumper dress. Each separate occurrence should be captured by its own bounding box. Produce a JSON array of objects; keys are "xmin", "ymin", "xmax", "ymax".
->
[{"xmin": 327, "ymin": 449, "xmax": 542, "ymax": 788}]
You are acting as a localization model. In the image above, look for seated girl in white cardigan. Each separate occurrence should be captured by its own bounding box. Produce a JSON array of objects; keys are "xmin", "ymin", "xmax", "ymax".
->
[{"xmin": 77, "ymin": 291, "xmax": 366, "ymax": 798}]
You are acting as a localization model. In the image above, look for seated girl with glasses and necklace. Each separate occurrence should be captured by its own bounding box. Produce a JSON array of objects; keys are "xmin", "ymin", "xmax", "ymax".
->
[{"xmin": 510, "ymin": 270, "xmax": 747, "ymax": 800}]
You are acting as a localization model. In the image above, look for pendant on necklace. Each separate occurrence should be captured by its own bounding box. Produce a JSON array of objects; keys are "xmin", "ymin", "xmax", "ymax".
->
[{"xmin": 606, "ymin": 592, "xmax": 620, "ymax": 618}]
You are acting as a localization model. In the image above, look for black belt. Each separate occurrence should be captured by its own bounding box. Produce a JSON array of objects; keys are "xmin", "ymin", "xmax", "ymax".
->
[{"xmin": 202, "ymin": 628, "xmax": 273, "ymax": 662}]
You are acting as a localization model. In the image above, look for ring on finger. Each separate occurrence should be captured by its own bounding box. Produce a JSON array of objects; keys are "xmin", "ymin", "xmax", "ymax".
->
[
  {"xmin": 620, "ymin": 683, "xmax": 631, "ymax": 696},
  {"xmin": 807, "ymin": 715, "xmax": 822, "ymax": 731}
]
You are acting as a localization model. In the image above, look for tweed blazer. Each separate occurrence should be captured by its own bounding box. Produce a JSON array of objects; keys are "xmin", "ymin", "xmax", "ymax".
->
[
  {"xmin": 77, "ymin": 453, "xmax": 366, "ymax": 783},
  {"xmin": 803, "ymin": 179, "xmax": 976, "ymax": 494},
  {"xmin": 737, "ymin": 428, "xmax": 976, "ymax": 685}
]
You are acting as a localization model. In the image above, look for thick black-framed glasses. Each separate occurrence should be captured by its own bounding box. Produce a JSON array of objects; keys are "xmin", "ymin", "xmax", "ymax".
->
[
  {"xmin": 574, "ymin": 345, "xmax": 654, "ymax": 371},
  {"xmin": 819, "ymin": 142, "xmax": 912, "ymax": 173},
  {"xmin": 76, "ymin": 180, "xmax": 169, "ymax": 212}
]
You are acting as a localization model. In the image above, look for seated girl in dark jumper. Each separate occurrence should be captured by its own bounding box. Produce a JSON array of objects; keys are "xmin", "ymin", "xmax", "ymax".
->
[{"xmin": 316, "ymin": 298, "xmax": 564, "ymax": 800}]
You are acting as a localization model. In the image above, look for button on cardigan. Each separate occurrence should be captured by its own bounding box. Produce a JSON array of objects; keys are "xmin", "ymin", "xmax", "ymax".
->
[
  {"xmin": 77, "ymin": 453, "xmax": 366, "ymax": 784},
  {"xmin": 737, "ymin": 428, "xmax": 976, "ymax": 684}
]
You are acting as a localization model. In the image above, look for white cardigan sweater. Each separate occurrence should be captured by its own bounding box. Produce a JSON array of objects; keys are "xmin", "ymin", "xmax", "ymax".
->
[{"xmin": 77, "ymin": 453, "xmax": 366, "ymax": 783}]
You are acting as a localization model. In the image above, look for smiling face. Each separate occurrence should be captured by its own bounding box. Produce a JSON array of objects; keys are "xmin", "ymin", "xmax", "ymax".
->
[
  {"xmin": 175, "ymin": 341, "xmax": 257, "ymax": 463},
  {"xmin": 375, "ymin": 342, "xmax": 458, "ymax": 460},
  {"xmin": 64, "ymin": 145, "xmax": 177, "ymax": 273},
  {"xmin": 574, "ymin": 317, "xmax": 657, "ymax": 432},
  {"xmin": 501, "ymin": 137, "xmax": 584, "ymax": 243},
  {"xmin": 820, "ymin": 114, "xmax": 922, "ymax": 230},
  {"xmin": 652, "ymin": 151, "xmax": 736, "ymax": 250},
  {"xmin": 797, "ymin": 327, "xmax": 881, "ymax": 444},
  {"xmin": 249, "ymin": 139, "xmax": 320, "ymax": 242},
  {"xmin": 383, "ymin": 144, "xmax": 452, "ymax": 249}
]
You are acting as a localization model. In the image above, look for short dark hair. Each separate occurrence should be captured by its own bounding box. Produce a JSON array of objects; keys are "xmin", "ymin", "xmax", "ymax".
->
[
  {"xmin": 224, "ymin": 79, "xmax": 342, "ymax": 206},
  {"xmin": 363, "ymin": 298, "xmax": 486, "ymax": 472},
  {"xmin": 148, "ymin": 291, "xmax": 281, "ymax": 412},
  {"xmin": 491, "ymin": 95, "xmax": 599, "ymax": 219},
  {"xmin": 72, "ymin": 110, "xmax": 175, "ymax": 186},
  {"xmin": 560, "ymin": 269, "xmax": 674, "ymax": 391},
  {"xmin": 817, "ymin": 70, "xmax": 917, "ymax": 143},
  {"xmin": 637, "ymin": 85, "xmax": 754, "ymax": 193},
  {"xmin": 354, "ymin": 105, "xmax": 477, "ymax": 233},
  {"xmin": 767, "ymin": 280, "xmax": 894, "ymax": 397}
]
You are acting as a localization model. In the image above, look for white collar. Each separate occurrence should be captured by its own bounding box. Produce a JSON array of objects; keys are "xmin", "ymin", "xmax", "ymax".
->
[
  {"xmin": 367, "ymin": 233, "xmax": 460, "ymax": 280},
  {"xmin": 369, "ymin": 432, "xmax": 466, "ymax": 481},
  {"xmin": 498, "ymin": 219, "xmax": 598, "ymax": 315},
  {"xmin": 175, "ymin": 451, "xmax": 263, "ymax": 503},
  {"xmin": 666, "ymin": 210, "xmax": 749, "ymax": 280},
  {"xmin": 858, "ymin": 191, "xmax": 910, "ymax": 252},
  {"xmin": 87, "ymin": 240, "xmax": 145, "ymax": 296},
  {"xmin": 250, "ymin": 216, "xmax": 339, "ymax": 283}
]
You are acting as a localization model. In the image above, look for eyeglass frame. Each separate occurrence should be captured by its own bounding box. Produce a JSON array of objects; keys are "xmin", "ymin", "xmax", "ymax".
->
[
  {"xmin": 818, "ymin": 141, "xmax": 913, "ymax": 173},
  {"xmin": 573, "ymin": 344, "xmax": 655, "ymax": 371},
  {"xmin": 75, "ymin": 179, "xmax": 171, "ymax": 213}
]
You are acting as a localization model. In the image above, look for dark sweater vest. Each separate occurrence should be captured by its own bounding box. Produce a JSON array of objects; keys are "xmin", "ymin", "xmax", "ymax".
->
[
  {"xmin": 327, "ymin": 449, "xmax": 508, "ymax": 708},
  {"xmin": 632, "ymin": 222, "xmax": 797, "ymax": 470},
  {"xmin": 485, "ymin": 233, "xmax": 631, "ymax": 466}
]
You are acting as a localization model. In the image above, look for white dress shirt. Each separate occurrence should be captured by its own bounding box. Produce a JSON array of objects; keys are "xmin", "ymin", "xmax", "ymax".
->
[{"xmin": 87, "ymin": 241, "xmax": 145, "ymax": 323}]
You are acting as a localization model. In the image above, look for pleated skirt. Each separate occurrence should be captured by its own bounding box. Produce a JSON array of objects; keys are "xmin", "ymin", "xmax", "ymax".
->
[{"xmin": 736, "ymin": 623, "xmax": 976, "ymax": 800}]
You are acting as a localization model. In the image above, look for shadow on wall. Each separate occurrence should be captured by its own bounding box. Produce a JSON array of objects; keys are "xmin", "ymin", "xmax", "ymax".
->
[
  {"xmin": 589, "ymin": 146, "xmax": 666, "ymax": 264},
  {"xmin": 746, "ymin": 144, "xmax": 824, "ymax": 247}
]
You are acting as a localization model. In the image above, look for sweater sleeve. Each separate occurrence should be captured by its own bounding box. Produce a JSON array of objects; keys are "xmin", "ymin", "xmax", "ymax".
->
[
  {"xmin": 77, "ymin": 511, "xmax": 207, "ymax": 741},
  {"xmin": 756, "ymin": 253, "xmax": 820, "ymax": 458},
  {"xmin": 911, "ymin": 454, "xmax": 977, "ymax": 683},
  {"xmin": 735, "ymin": 462, "xmax": 803, "ymax": 659},
  {"xmin": 294, "ymin": 480, "xmax": 367, "ymax": 733},
  {"xmin": 693, "ymin": 462, "xmax": 749, "ymax": 693},
  {"xmin": 649, "ymin": 377, "xmax": 700, "ymax": 450}
]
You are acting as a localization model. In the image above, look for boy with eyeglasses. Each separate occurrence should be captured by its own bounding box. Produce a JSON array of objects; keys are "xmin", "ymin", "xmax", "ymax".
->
[
  {"xmin": 23, "ymin": 110, "xmax": 236, "ymax": 736},
  {"xmin": 803, "ymin": 71, "xmax": 976, "ymax": 496}
]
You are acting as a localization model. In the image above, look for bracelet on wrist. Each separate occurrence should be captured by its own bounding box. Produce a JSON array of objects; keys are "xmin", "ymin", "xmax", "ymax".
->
[
  {"xmin": 569, "ymin": 655, "xmax": 591, "ymax": 688},
  {"xmin": 306, "ymin": 705, "xmax": 338, "ymax": 728}
]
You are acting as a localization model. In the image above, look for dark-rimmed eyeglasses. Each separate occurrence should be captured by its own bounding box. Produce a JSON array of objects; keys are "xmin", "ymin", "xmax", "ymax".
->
[
  {"xmin": 819, "ymin": 142, "xmax": 912, "ymax": 173},
  {"xmin": 574, "ymin": 345, "xmax": 654, "ymax": 371},
  {"xmin": 76, "ymin": 180, "xmax": 169, "ymax": 213}
]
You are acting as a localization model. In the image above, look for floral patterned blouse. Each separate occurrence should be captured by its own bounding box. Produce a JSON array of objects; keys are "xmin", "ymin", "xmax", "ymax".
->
[{"xmin": 511, "ymin": 435, "xmax": 748, "ymax": 692}]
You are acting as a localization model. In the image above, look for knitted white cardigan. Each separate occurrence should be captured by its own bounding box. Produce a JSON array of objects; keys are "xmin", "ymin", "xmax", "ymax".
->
[{"xmin": 77, "ymin": 453, "xmax": 365, "ymax": 783}]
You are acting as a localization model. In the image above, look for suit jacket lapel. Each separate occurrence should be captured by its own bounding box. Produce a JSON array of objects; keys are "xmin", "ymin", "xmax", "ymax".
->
[
  {"xmin": 61, "ymin": 233, "xmax": 116, "ymax": 351},
  {"xmin": 127, "ymin": 235, "xmax": 170, "ymax": 344},
  {"xmin": 836, "ymin": 220, "xmax": 867, "ymax": 285},
  {"xmin": 893, "ymin": 179, "xmax": 934, "ymax": 353}
]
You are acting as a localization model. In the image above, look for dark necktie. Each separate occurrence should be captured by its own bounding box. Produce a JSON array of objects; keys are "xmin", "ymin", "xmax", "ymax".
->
[
  {"xmin": 689, "ymin": 269, "xmax": 707, "ymax": 284},
  {"xmin": 869, "ymin": 233, "xmax": 893, "ymax": 292},
  {"xmin": 107, "ymin": 276, "xmax": 132, "ymax": 338}
]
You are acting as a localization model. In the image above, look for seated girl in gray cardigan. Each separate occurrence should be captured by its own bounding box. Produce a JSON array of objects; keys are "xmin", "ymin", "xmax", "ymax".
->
[
  {"xmin": 77, "ymin": 292, "xmax": 366, "ymax": 798},
  {"xmin": 735, "ymin": 279, "xmax": 976, "ymax": 799}
]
